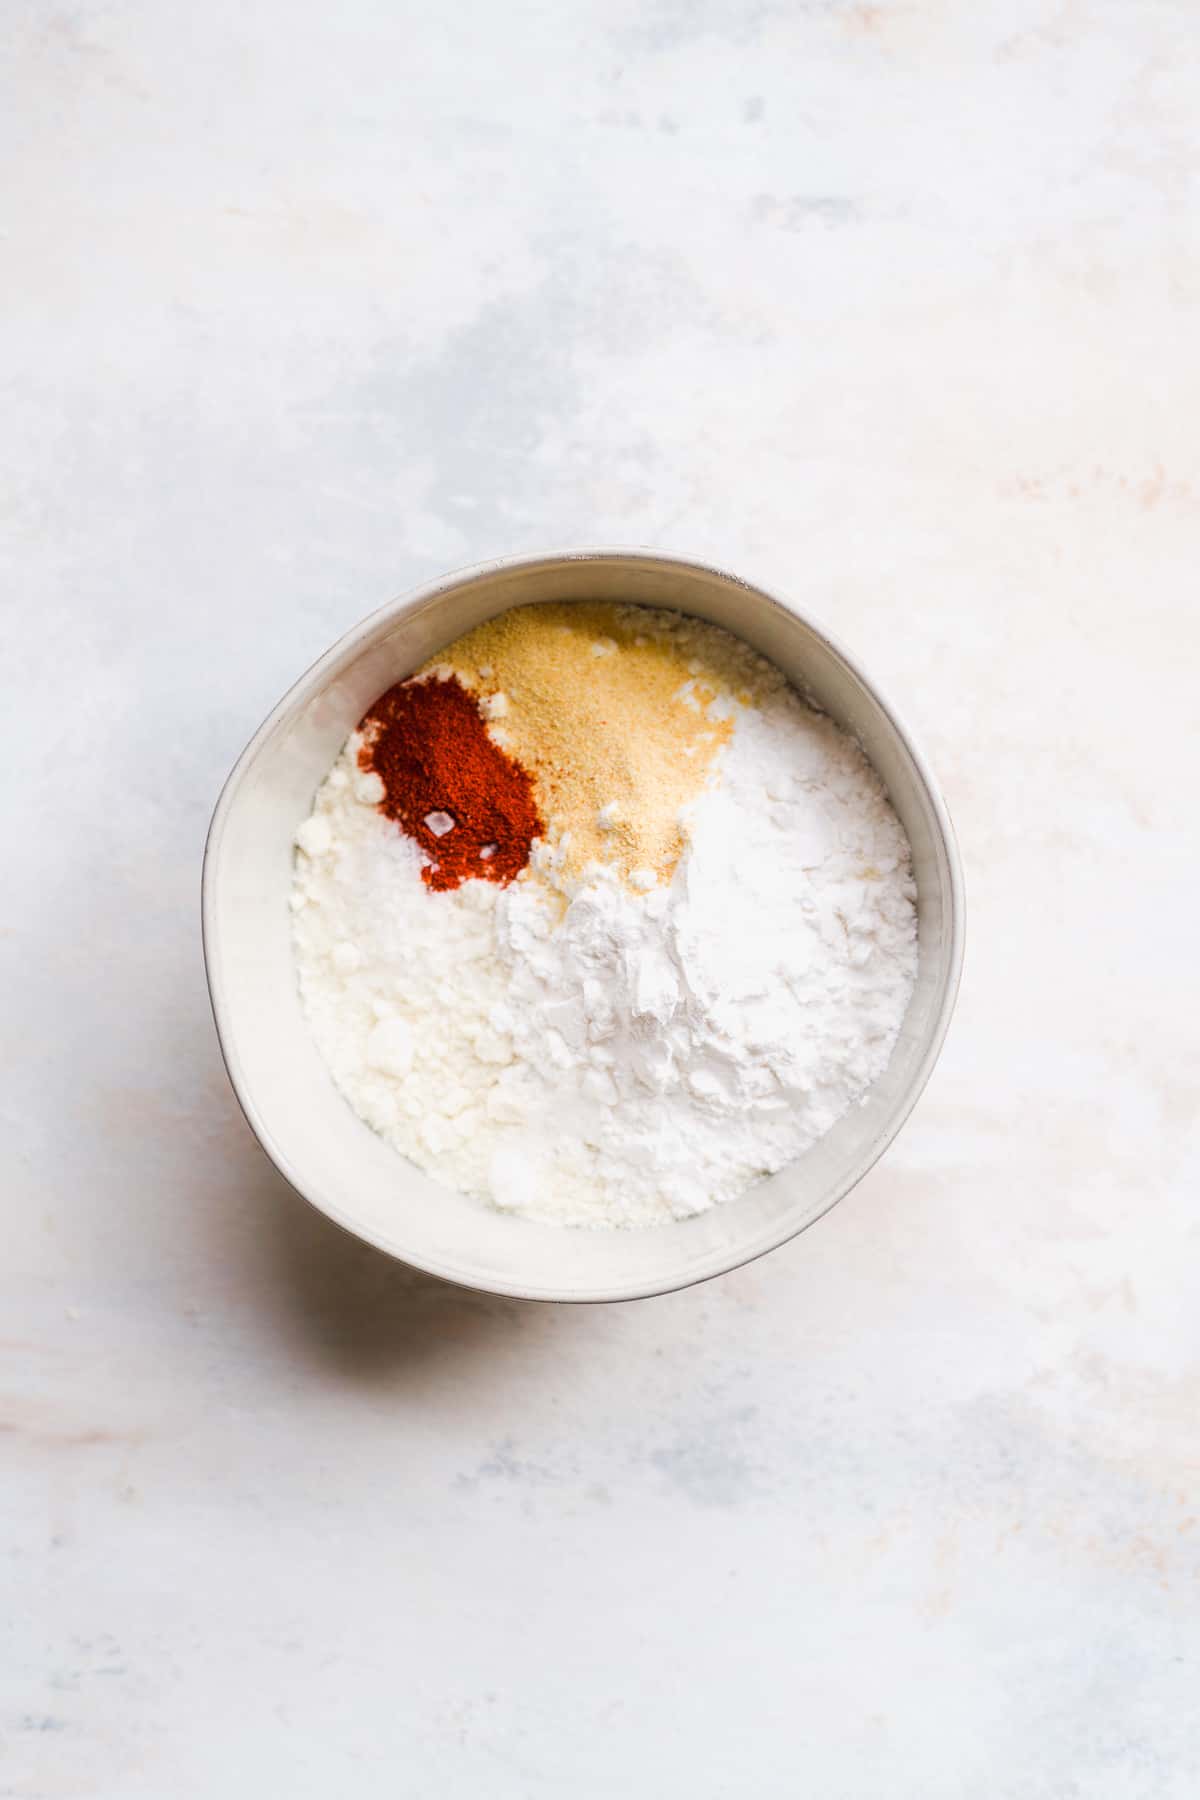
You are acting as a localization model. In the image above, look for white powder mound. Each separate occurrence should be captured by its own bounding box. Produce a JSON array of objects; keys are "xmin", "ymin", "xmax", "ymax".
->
[{"xmin": 290, "ymin": 684, "xmax": 919, "ymax": 1230}]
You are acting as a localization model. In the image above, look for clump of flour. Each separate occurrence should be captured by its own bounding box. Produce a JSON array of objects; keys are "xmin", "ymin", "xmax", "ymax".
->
[{"xmin": 290, "ymin": 617, "xmax": 918, "ymax": 1228}]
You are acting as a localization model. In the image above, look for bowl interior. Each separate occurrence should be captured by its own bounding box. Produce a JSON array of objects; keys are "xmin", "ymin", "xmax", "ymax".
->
[{"xmin": 204, "ymin": 553, "xmax": 961, "ymax": 1301}]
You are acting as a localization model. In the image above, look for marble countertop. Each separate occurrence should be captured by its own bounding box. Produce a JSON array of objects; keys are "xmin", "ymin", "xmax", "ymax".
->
[{"xmin": 5, "ymin": 2, "xmax": 1198, "ymax": 1794}]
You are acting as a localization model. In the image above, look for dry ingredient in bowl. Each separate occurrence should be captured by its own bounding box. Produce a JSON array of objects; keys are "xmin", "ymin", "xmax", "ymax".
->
[
  {"xmin": 291, "ymin": 602, "xmax": 919, "ymax": 1229},
  {"xmin": 358, "ymin": 670, "xmax": 542, "ymax": 890}
]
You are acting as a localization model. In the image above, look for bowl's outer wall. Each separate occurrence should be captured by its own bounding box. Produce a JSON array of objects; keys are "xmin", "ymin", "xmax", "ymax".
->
[{"xmin": 203, "ymin": 552, "xmax": 964, "ymax": 1302}]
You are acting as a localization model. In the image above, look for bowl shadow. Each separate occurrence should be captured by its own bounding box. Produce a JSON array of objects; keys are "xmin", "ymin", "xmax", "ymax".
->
[{"xmin": 230, "ymin": 1104, "xmax": 542, "ymax": 1384}]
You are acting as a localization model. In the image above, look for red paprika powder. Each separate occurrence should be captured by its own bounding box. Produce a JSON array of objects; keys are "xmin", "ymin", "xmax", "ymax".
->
[{"xmin": 358, "ymin": 673, "xmax": 542, "ymax": 891}]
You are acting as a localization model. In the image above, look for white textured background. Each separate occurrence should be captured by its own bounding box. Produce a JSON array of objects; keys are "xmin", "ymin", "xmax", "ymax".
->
[{"xmin": 4, "ymin": 3, "xmax": 1199, "ymax": 1795}]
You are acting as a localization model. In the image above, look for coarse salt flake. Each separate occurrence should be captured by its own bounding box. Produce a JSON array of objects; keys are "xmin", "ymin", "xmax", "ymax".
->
[
  {"xmin": 295, "ymin": 814, "xmax": 332, "ymax": 857},
  {"xmin": 354, "ymin": 769, "xmax": 386, "ymax": 806}
]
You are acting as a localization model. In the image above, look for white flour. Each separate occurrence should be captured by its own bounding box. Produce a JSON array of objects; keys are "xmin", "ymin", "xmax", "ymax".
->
[{"xmin": 291, "ymin": 655, "xmax": 919, "ymax": 1229}]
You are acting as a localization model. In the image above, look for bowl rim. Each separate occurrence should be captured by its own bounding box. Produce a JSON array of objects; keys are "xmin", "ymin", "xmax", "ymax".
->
[{"xmin": 202, "ymin": 546, "xmax": 965, "ymax": 1303}]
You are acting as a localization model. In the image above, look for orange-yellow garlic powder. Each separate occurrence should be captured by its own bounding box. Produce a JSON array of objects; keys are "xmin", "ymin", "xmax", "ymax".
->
[{"xmin": 419, "ymin": 601, "xmax": 767, "ymax": 891}]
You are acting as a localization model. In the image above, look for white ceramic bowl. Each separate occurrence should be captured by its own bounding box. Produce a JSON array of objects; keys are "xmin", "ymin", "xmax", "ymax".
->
[{"xmin": 203, "ymin": 550, "xmax": 964, "ymax": 1302}]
